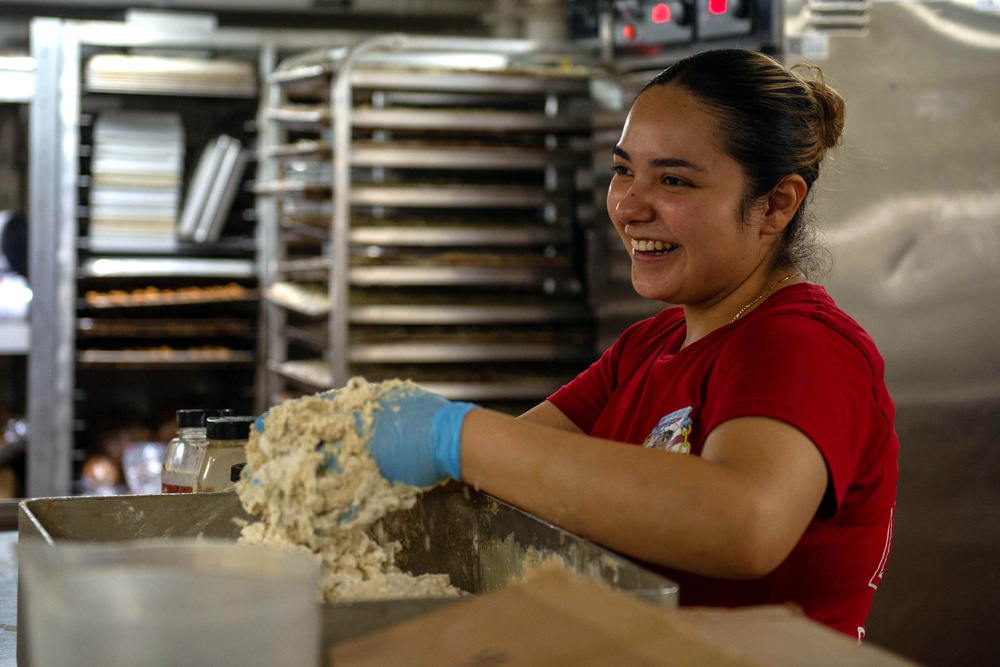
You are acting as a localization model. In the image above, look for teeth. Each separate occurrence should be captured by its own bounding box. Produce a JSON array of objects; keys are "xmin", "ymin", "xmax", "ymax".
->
[{"xmin": 630, "ymin": 239, "xmax": 674, "ymax": 253}]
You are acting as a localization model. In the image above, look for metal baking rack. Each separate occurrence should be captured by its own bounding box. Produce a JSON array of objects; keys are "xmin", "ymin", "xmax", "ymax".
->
[{"xmin": 256, "ymin": 34, "xmax": 598, "ymax": 410}]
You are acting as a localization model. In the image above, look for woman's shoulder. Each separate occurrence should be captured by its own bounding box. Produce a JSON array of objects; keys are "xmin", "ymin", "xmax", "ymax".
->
[
  {"xmin": 772, "ymin": 283, "xmax": 873, "ymax": 336},
  {"xmin": 738, "ymin": 282, "xmax": 885, "ymax": 368}
]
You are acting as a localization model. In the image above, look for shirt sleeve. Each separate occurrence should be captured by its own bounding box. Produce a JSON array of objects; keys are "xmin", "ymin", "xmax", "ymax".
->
[
  {"xmin": 701, "ymin": 313, "xmax": 879, "ymax": 512},
  {"xmin": 548, "ymin": 341, "xmax": 620, "ymax": 434}
]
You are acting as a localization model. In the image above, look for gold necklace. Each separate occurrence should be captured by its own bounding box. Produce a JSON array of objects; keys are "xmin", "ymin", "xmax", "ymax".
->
[{"xmin": 728, "ymin": 272, "xmax": 802, "ymax": 324}]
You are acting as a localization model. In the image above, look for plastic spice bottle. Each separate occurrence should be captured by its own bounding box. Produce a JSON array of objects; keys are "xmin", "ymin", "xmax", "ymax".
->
[
  {"xmin": 161, "ymin": 409, "xmax": 232, "ymax": 494},
  {"xmin": 196, "ymin": 415, "xmax": 255, "ymax": 493}
]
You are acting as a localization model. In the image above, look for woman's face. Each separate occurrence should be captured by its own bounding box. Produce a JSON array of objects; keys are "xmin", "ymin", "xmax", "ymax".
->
[{"xmin": 607, "ymin": 84, "xmax": 771, "ymax": 307}]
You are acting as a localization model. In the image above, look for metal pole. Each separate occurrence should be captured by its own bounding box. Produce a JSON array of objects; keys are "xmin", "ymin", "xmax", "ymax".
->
[{"xmin": 27, "ymin": 18, "xmax": 76, "ymax": 497}]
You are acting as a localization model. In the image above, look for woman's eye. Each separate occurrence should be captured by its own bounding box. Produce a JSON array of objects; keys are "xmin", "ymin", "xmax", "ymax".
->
[
  {"xmin": 611, "ymin": 164, "xmax": 630, "ymax": 176},
  {"xmin": 662, "ymin": 176, "xmax": 688, "ymax": 186}
]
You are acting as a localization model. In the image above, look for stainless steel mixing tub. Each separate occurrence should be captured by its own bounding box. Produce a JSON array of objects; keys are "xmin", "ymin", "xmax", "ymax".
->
[{"xmin": 18, "ymin": 483, "xmax": 677, "ymax": 662}]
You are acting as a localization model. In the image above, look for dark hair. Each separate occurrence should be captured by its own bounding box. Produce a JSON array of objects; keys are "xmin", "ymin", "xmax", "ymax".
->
[{"xmin": 640, "ymin": 49, "xmax": 845, "ymax": 277}]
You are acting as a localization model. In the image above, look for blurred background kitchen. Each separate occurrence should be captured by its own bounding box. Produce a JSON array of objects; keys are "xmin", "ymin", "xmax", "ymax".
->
[{"xmin": 0, "ymin": 1, "xmax": 997, "ymax": 664}]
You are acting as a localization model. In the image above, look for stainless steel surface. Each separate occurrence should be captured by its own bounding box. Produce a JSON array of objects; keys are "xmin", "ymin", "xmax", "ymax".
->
[
  {"xmin": 268, "ymin": 105, "xmax": 593, "ymax": 132},
  {"xmin": 329, "ymin": 37, "xmax": 392, "ymax": 389},
  {"xmin": 346, "ymin": 342, "xmax": 595, "ymax": 364},
  {"xmin": 348, "ymin": 303, "xmax": 590, "ymax": 325},
  {"xmin": 800, "ymin": 5, "xmax": 1000, "ymax": 665},
  {"xmin": 348, "ymin": 225, "xmax": 572, "ymax": 246},
  {"xmin": 348, "ymin": 265, "xmax": 580, "ymax": 288},
  {"xmin": 17, "ymin": 487, "xmax": 676, "ymax": 600},
  {"xmin": 278, "ymin": 257, "xmax": 331, "ymax": 276},
  {"xmin": 347, "ymin": 143, "xmax": 588, "ymax": 170},
  {"xmin": 268, "ymin": 359, "xmax": 571, "ymax": 402},
  {"xmin": 1, "ymin": 531, "xmax": 17, "ymax": 665},
  {"xmin": 28, "ymin": 18, "xmax": 76, "ymax": 497},
  {"xmin": 255, "ymin": 43, "xmax": 282, "ymax": 416},
  {"xmin": 348, "ymin": 68, "xmax": 592, "ymax": 93},
  {"xmin": 257, "ymin": 181, "xmax": 572, "ymax": 209},
  {"xmin": 415, "ymin": 380, "xmax": 570, "ymax": 401},
  {"xmin": 815, "ymin": 3, "xmax": 1000, "ymax": 406},
  {"xmin": 76, "ymin": 350, "xmax": 255, "ymax": 367},
  {"xmin": 16, "ymin": 486, "xmax": 678, "ymax": 663},
  {"xmin": 78, "ymin": 257, "xmax": 256, "ymax": 279},
  {"xmin": 17, "ymin": 493, "xmax": 252, "ymax": 543},
  {"xmin": 349, "ymin": 107, "xmax": 590, "ymax": 132},
  {"xmin": 349, "ymin": 184, "xmax": 553, "ymax": 208}
]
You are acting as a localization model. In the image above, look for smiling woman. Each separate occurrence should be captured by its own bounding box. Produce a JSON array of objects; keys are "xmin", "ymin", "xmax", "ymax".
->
[
  {"xmin": 606, "ymin": 49, "xmax": 844, "ymax": 337},
  {"xmin": 281, "ymin": 49, "xmax": 900, "ymax": 641}
]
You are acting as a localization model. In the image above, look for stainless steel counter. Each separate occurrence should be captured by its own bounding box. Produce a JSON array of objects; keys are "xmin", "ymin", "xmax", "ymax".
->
[
  {"xmin": 14, "ymin": 487, "xmax": 677, "ymax": 666},
  {"xmin": 1, "ymin": 531, "xmax": 17, "ymax": 665}
]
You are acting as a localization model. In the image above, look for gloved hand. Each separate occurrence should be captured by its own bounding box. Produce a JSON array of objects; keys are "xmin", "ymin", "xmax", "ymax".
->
[{"xmin": 366, "ymin": 385, "xmax": 478, "ymax": 488}]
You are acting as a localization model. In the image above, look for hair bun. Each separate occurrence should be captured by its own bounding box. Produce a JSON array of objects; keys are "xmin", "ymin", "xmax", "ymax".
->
[{"xmin": 794, "ymin": 64, "xmax": 846, "ymax": 151}]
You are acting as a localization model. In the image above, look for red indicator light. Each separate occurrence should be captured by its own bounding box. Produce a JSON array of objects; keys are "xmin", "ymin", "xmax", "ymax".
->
[
  {"xmin": 622, "ymin": 24, "xmax": 636, "ymax": 40},
  {"xmin": 708, "ymin": 0, "xmax": 728, "ymax": 14},
  {"xmin": 651, "ymin": 3, "xmax": 671, "ymax": 23}
]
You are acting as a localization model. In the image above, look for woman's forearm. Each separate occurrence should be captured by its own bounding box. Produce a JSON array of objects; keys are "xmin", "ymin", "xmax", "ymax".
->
[{"xmin": 458, "ymin": 407, "xmax": 801, "ymax": 579}]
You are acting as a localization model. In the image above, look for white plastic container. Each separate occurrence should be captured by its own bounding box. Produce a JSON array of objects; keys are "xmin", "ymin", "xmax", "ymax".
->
[{"xmin": 19, "ymin": 539, "xmax": 321, "ymax": 667}]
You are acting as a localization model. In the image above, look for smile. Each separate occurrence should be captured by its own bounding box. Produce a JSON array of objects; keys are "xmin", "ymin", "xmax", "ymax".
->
[{"xmin": 630, "ymin": 238, "xmax": 677, "ymax": 256}]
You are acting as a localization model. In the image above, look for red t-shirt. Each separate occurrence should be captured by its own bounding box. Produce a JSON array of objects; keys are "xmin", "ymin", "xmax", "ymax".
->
[{"xmin": 548, "ymin": 283, "xmax": 898, "ymax": 638}]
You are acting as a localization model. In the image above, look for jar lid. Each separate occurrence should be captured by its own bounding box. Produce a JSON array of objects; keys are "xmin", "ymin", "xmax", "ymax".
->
[
  {"xmin": 176, "ymin": 408, "xmax": 233, "ymax": 429},
  {"xmin": 206, "ymin": 415, "xmax": 255, "ymax": 441}
]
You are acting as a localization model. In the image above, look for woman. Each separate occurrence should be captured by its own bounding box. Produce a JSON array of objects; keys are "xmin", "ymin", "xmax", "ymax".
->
[{"xmin": 319, "ymin": 49, "xmax": 899, "ymax": 639}]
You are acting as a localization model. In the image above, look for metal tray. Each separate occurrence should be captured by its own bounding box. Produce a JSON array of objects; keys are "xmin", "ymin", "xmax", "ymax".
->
[
  {"xmin": 18, "ymin": 485, "xmax": 676, "ymax": 661},
  {"xmin": 76, "ymin": 349, "xmax": 255, "ymax": 368},
  {"xmin": 270, "ymin": 60, "xmax": 591, "ymax": 96},
  {"xmin": 267, "ymin": 359, "xmax": 581, "ymax": 402},
  {"xmin": 268, "ymin": 140, "xmax": 585, "ymax": 170}
]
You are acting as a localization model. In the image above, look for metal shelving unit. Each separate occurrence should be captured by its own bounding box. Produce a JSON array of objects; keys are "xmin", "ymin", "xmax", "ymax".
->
[
  {"xmin": 27, "ymin": 18, "xmax": 267, "ymax": 497},
  {"xmin": 26, "ymin": 17, "xmax": 364, "ymax": 497},
  {"xmin": 257, "ymin": 35, "xmax": 598, "ymax": 410}
]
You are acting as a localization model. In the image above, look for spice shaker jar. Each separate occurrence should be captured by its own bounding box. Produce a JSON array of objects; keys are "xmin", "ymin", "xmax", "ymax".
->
[
  {"xmin": 196, "ymin": 415, "xmax": 255, "ymax": 493},
  {"xmin": 161, "ymin": 408, "xmax": 232, "ymax": 493}
]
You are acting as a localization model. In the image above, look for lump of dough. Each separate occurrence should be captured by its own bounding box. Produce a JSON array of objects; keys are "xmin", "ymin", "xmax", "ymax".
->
[{"xmin": 234, "ymin": 377, "xmax": 463, "ymax": 602}]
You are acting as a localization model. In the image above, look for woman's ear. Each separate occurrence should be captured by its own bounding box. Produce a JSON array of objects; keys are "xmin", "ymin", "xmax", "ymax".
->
[{"xmin": 761, "ymin": 174, "xmax": 809, "ymax": 235}]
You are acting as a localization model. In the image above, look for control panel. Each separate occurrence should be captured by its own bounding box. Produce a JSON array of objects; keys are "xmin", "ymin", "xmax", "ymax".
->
[
  {"xmin": 567, "ymin": 0, "xmax": 764, "ymax": 52},
  {"xmin": 611, "ymin": 1, "xmax": 694, "ymax": 47},
  {"xmin": 695, "ymin": 0, "xmax": 753, "ymax": 40}
]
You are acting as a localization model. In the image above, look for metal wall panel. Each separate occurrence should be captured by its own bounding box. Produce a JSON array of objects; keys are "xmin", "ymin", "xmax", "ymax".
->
[
  {"xmin": 796, "ymin": 4, "xmax": 1000, "ymax": 665},
  {"xmin": 817, "ymin": 2, "xmax": 1000, "ymax": 404}
]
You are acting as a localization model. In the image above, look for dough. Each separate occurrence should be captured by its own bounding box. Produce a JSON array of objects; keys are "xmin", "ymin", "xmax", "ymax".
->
[{"xmin": 234, "ymin": 377, "xmax": 463, "ymax": 602}]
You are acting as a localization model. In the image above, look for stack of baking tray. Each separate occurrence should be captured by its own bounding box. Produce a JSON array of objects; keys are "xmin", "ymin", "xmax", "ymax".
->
[
  {"xmin": 256, "ymin": 38, "xmax": 597, "ymax": 409},
  {"xmin": 87, "ymin": 111, "xmax": 184, "ymax": 252},
  {"xmin": 177, "ymin": 134, "xmax": 250, "ymax": 244},
  {"xmin": 84, "ymin": 53, "xmax": 257, "ymax": 98},
  {"xmin": 76, "ymin": 282, "xmax": 258, "ymax": 369}
]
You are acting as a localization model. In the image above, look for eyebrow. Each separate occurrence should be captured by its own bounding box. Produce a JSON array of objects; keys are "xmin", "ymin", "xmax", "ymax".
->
[{"xmin": 613, "ymin": 146, "xmax": 705, "ymax": 172}]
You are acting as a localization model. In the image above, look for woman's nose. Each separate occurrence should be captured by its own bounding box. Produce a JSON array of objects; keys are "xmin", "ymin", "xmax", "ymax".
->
[{"xmin": 610, "ymin": 179, "xmax": 656, "ymax": 224}]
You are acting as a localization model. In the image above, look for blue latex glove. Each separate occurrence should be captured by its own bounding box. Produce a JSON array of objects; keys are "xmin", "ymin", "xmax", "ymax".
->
[{"xmin": 367, "ymin": 386, "xmax": 478, "ymax": 488}]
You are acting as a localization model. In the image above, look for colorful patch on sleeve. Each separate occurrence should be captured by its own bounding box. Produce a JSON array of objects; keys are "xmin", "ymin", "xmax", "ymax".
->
[{"xmin": 642, "ymin": 407, "xmax": 693, "ymax": 454}]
